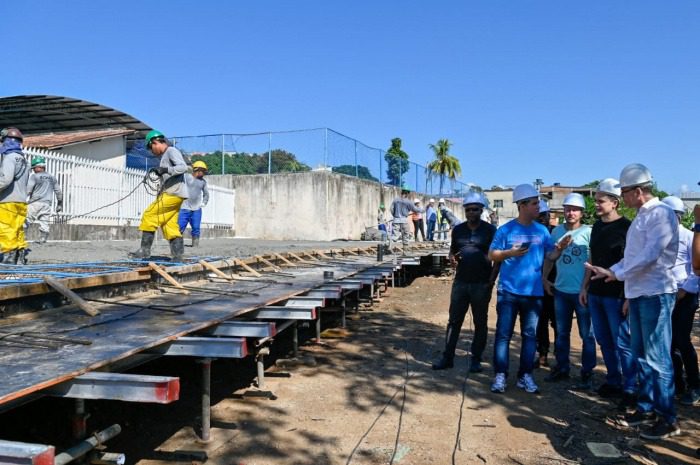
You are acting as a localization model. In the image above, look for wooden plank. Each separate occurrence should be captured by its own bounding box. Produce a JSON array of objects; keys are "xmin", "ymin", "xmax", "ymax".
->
[
  {"xmin": 288, "ymin": 252, "xmax": 312, "ymax": 264},
  {"xmin": 148, "ymin": 263, "xmax": 190, "ymax": 295},
  {"xmin": 303, "ymin": 252, "xmax": 321, "ymax": 261},
  {"xmin": 199, "ymin": 260, "xmax": 234, "ymax": 280},
  {"xmin": 274, "ymin": 253, "xmax": 297, "ymax": 267},
  {"xmin": 255, "ymin": 255, "xmax": 282, "ymax": 272},
  {"xmin": 42, "ymin": 277, "xmax": 100, "ymax": 317},
  {"xmin": 235, "ymin": 258, "xmax": 262, "ymax": 277}
]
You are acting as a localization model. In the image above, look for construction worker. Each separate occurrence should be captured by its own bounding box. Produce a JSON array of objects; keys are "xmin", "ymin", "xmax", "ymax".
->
[
  {"xmin": 489, "ymin": 184, "xmax": 554, "ymax": 394},
  {"xmin": 432, "ymin": 192, "xmax": 499, "ymax": 373},
  {"xmin": 389, "ymin": 185, "xmax": 423, "ymax": 249},
  {"xmin": 661, "ymin": 196, "xmax": 700, "ymax": 406},
  {"xmin": 426, "ymin": 198, "xmax": 437, "ymax": 241},
  {"xmin": 0, "ymin": 127, "xmax": 30, "ymax": 264},
  {"xmin": 535, "ymin": 200, "xmax": 556, "ymax": 368},
  {"xmin": 543, "ymin": 193, "xmax": 595, "ymax": 389},
  {"xmin": 26, "ymin": 156, "xmax": 63, "ymax": 244},
  {"xmin": 587, "ymin": 163, "xmax": 680, "ymax": 440},
  {"xmin": 436, "ymin": 198, "xmax": 448, "ymax": 240},
  {"xmin": 129, "ymin": 130, "xmax": 188, "ymax": 262},
  {"xmin": 178, "ymin": 160, "xmax": 209, "ymax": 247},
  {"xmin": 580, "ymin": 179, "xmax": 636, "ymax": 409}
]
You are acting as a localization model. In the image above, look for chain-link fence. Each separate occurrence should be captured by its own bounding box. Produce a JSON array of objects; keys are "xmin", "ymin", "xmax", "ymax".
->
[{"xmin": 135, "ymin": 128, "xmax": 471, "ymax": 197}]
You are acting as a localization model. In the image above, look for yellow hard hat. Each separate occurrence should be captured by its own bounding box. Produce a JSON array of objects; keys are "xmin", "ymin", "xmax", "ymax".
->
[{"xmin": 192, "ymin": 160, "xmax": 208, "ymax": 171}]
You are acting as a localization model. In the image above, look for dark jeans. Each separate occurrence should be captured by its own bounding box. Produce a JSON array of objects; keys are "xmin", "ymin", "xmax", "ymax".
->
[
  {"xmin": 442, "ymin": 281, "xmax": 492, "ymax": 361},
  {"xmin": 493, "ymin": 290, "xmax": 541, "ymax": 377},
  {"xmin": 536, "ymin": 293, "xmax": 556, "ymax": 356},
  {"xmin": 553, "ymin": 289, "xmax": 597, "ymax": 375},
  {"xmin": 413, "ymin": 218, "xmax": 425, "ymax": 241},
  {"xmin": 671, "ymin": 291, "xmax": 699, "ymax": 390},
  {"xmin": 427, "ymin": 219, "xmax": 436, "ymax": 241}
]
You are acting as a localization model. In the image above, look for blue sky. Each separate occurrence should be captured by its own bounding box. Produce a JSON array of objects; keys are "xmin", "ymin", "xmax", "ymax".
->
[{"xmin": 4, "ymin": 1, "xmax": 699, "ymax": 193}]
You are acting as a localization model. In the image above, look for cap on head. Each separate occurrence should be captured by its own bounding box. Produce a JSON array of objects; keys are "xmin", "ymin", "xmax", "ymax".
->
[
  {"xmin": 538, "ymin": 200, "xmax": 550, "ymax": 213},
  {"xmin": 413, "ymin": 198, "xmax": 421, "ymax": 204},
  {"xmin": 618, "ymin": 163, "xmax": 653, "ymax": 189},
  {"xmin": 0, "ymin": 127, "xmax": 23, "ymax": 142},
  {"xmin": 462, "ymin": 192, "xmax": 485, "ymax": 207},
  {"xmin": 597, "ymin": 178, "xmax": 621, "ymax": 197},
  {"xmin": 512, "ymin": 184, "xmax": 539, "ymax": 203},
  {"xmin": 562, "ymin": 192, "xmax": 586, "ymax": 209},
  {"xmin": 662, "ymin": 196, "xmax": 685, "ymax": 214},
  {"xmin": 31, "ymin": 156, "xmax": 46, "ymax": 167},
  {"xmin": 145, "ymin": 129, "xmax": 165, "ymax": 148}
]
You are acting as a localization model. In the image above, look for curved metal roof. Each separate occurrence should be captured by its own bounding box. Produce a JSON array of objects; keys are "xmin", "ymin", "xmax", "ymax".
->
[{"xmin": 0, "ymin": 95, "xmax": 151, "ymax": 146}]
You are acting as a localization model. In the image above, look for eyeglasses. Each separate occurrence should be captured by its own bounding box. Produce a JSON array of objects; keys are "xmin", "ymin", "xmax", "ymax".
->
[
  {"xmin": 620, "ymin": 187, "xmax": 636, "ymax": 195},
  {"xmin": 464, "ymin": 207, "xmax": 482, "ymax": 212}
]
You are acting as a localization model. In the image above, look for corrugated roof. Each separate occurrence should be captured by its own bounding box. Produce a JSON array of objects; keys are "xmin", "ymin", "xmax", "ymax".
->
[
  {"xmin": 23, "ymin": 128, "xmax": 135, "ymax": 149},
  {"xmin": 0, "ymin": 95, "xmax": 151, "ymax": 146}
]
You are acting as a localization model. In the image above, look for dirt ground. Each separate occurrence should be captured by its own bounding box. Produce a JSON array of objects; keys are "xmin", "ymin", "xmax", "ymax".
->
[{"xmin": 96, "ymin": 271, "xmax": 700, "ymax": 465}]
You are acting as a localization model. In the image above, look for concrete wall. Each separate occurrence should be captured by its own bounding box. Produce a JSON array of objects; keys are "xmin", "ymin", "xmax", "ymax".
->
[{"xmin": 208, "ymin": 171, "xmax": 463, "ymax": 241}]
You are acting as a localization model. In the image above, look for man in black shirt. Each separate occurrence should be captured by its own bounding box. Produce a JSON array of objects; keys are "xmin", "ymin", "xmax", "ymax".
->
[
  {"xmin": 535, "ymin": 200, "xmax": 556, "ymax": 368},
  {"xmin": 579, "ymin": 178, "xmax": 636, "ymax": 409},
  {"xmin": 433, "ymin": 192, "xmax": 499, "ymax": 372}
]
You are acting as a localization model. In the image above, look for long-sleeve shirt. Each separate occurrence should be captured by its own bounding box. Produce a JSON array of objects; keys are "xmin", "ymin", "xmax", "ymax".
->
[
  {"xmin": 426, "ymin": 206, "xmax": 437, "ymax": 221},
  {"xmin": 670, "ymin": 225, "xmax": 698, "ymax": 294},
  {"xmin": 27, "ymin": 172, "xmax": 63, "ymax": 205},
  {"xmin": 390, "ymin": 197, "xmax": 423, "ymax": 224},
  {"xmin": 0, "ymin": 151, "xmax": 29, "ymax": 204},
  {"xmin": 610, "ymin": 197, "xmax": 678, "ymax": 298},
  {"xmin": 181, "ymin": 174, "xmax": 209, "ymax": 210},
  {"xmin": 160, "ymin": 147, "xmax": 189, "ymax": 199}
]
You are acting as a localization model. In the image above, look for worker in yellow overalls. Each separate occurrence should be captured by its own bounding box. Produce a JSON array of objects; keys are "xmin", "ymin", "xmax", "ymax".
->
[
  {"xmin": 0, "ymin": 127, "xmax": 30, "ymax": 264},
  {"xmin": 129, "ymin": 130, "xmax": 189, "ymax": 262}
]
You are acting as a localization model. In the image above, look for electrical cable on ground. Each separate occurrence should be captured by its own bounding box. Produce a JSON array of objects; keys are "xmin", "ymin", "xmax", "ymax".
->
[{"xmin": 452, "ymin": 311, "xmax": 475, "ymax": 465}]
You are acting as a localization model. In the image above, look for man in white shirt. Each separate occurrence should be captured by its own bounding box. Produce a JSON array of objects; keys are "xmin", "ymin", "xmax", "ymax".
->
[{"xmin": 587, "ymin": 163, "xmax": 680, "ymax": 440}]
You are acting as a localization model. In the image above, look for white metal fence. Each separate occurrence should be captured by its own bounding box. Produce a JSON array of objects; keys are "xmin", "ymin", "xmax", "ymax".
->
[{"xmin": 23, "ymin": 148, "xmax": 235, "ymax": 229}]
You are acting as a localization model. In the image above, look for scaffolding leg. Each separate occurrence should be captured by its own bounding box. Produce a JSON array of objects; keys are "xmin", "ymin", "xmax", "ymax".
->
[
  {"xmin": 72, "ymin": 399, "xmax": 87, "ymax": 441},
  {"xmin": 256, "ymin": 347, "xmax": 270, "ymax": 389},
  {"xmin": 197, "ymin": 358, "xmax": 212, "ymax": 442},
  {"xmin": 315, "ymin": 314, "xmax": 321, "ymax": 343},
  {"xmin": 293, "ymin": 322, "xmax": 299, "ymax": 358}
]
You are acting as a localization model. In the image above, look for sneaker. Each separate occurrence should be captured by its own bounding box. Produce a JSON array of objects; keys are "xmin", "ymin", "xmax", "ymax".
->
[
  {"xmin": 574, "ymin": 372, "xmax": 594, "ymax": 391},
  {"xmin": 618, "ymin": 410, "xmax": 657, "ymax": 427},
  {"xmin": 545, "ymin": 368, "xmax": 570, "ymax": 382},
  {"xmin": 491, "ymin": 373, "xmax": 506, "ymax": 393},
  {"xmin": 432, "ymin": 355, "xmax": 454, "ymax": 370},
  {"xmin": 597, "ymin": 383, "xmax": 623, "ymax": 398},
  {"xmin": 516, "ymin": 373, "xmax": 540, "ymax": 393},
  {"xmin": 680, "ymin": 388, "xmax": 700, "ymax": 406},
  {"xmin": 640, "ymin": 419, "xmax": 681, "ymax": 440},
  {"xmin": 618, "ymin": 392, "xmax": 638, "ymax": 413},
  {"xmin": 469, "ymin": 360, "xmax": 483, "ymax": 373}
]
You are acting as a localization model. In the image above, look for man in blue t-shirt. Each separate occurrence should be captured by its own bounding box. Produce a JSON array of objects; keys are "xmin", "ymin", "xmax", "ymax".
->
[
  {"xmin": 489, "ymin": 184, "xmax": 554, "ymax": 394},
  {"xmin": 542, "ymin": 193, "xmax": 595, "ymax": 389}
]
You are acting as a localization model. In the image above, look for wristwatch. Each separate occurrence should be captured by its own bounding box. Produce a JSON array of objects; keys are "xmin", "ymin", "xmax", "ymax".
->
[{"xmin": 694, "ymin": 224, "xmax": 700, "ymax": 233}]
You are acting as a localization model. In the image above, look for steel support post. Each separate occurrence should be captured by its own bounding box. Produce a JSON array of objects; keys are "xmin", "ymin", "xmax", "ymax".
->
[
  {"xmin": 315, "ymin": 314, "xmax": 321, "ymax": 343},
  {"xmin": 256, "ymin": 347, "xmax": 270, "ymax": 389},
  {"xmin": 292, "ymin": 322, "xmax": 299, "ymax": 358},
  {"xmin": 197, "ymin": 358, "xmax": 212, "ymax": 442},
  {"xmin": 55, "ymin": 424, "xmax": 121, "ymax": 465},
  {"xmin": 72, "ymin": 399, "xmax": 87, "ymax": 441}
]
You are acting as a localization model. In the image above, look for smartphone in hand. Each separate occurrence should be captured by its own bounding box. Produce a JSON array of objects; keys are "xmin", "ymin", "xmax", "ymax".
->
[{"xmin": 519, "ymin": 242, "xmax": 531, "ymax": 250}]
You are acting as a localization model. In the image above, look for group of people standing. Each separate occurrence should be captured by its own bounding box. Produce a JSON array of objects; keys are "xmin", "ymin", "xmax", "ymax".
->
[
  {"xmin": 432, "ymin": 162, "xmax": 698, "ymax": 441},
  {"xmin": 0, "ymin": 127, "xmax": 209, "ymax": 264}
]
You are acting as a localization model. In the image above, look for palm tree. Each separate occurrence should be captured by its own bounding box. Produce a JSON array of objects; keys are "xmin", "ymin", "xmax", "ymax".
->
[{"xmin": 427, "ymin": 139, "xmax": 462, "ymax": 194}]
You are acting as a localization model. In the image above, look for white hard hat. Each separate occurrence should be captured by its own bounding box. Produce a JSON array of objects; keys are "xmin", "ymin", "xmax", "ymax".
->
[
  {"xmin": 512, "ymin": 184, "xmax": 539, "ymax": 203},
  {"xmin": 618, "ymin": 163, "xmax": 653, "ymax": 189},
  {"xmin": 438, "ymin": 198, "xmax": 445, "ymax": 204},
  {"xmin": 538, "ymin": 200, "xmax": 550, "ymax": 213},
  {"xmin": 597, "ymin": 178, "xmax": 621, "ymax": 197},
  {"xmin": 414, "ymin": 198, "xmax": 420, "ymax": 204},
  {"xmin": 462, "ymin": 192, "xmax": 485, "ymax": 206},
  {"xmin": 662, "ymin": 196, "xmax": 686, "ymax": 214},
  {"xmin": 562, "ymin": 192, "xmax": 586, "ymax": 209},
  {"xmin": 429, "ymin": 198, "xmax": 435, "ymax": 203}
]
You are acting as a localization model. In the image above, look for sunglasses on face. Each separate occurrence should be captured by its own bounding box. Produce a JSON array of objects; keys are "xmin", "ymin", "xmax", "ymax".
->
[{"xmin": 464, "ymin": 207, "xmax": 481, "ymax": 212}]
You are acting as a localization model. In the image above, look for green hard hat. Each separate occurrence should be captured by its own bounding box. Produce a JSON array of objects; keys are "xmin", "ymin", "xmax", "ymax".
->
[
  {"xmin": 31, "ymin": 156, "xmax": 46, "ymax": 167},
  {"xmin": 145, "ymin": 129, "xmax": 165, "ymax": 147}
]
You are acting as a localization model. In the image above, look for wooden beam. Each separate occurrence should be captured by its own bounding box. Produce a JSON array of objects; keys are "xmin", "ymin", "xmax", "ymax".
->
[
  {"xmin": 148, "ymin": 263, "xmax": 190, "ymax": 295},
  {"xmin": 288, "ymin": 252, "xmax": 312, "ymax": 264},
  {"xmin": 304, "ymin": 252, "xmax": 321, "ymax": 261},
  {"xmin": 42, "ymin": 277, "xmax": 100, "ymax": 317},
  {"xmin": 274, "ymin": 253, "xmax": 297, "ymax": 267},
  {"xmin": 199, "ymin": 260, "xmax": 234, "ymax": 280},
  {"xmin": 235, "ymin": 258, "xmax": 262, "ymax": 277},
  {"xmin": 255, "ymin": 255, "xmax": 282, "ymax": 272}
]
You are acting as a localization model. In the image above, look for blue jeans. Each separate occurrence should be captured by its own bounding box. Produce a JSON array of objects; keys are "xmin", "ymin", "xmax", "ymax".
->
[
  {"xmin": 493, "ymin": 290, "xmax": 541, "ymax": 377},
  {"xmin": 588, "ymin": 294, "xmax": 637, "ymax": 392},
  {"xmin": 629, "ymin": 294, "xmax": 676, "ymax": 423},
  {"xmin": 178, "ymin": 208, "xmax": 202, "ymax": 237},
  {"xmin": 427, "ymin": 219, "xmax": 436, "ymax": 241},
  {"xmin": 443, "ymin": 281, "xmax": 492, "ymax": 361},
  {"xmin": 553, "ymin": 290, "xmax": 596, "ymax": 375}
]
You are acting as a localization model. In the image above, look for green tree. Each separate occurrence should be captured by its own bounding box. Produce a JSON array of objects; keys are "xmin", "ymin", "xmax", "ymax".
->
[
  {"xmin": 384, "ymin": 137, "xmax": 409, "ymax": 186},
  {"xmin": 582, "ymin": 180, "xmax": 670, "ymax": 224},
  {"xmin": 427, "ymin": 139, "xmax": 462, "ymax": 195},
  {"xmin": 332, "ymin": 164, "xmax": 379, "ymax": 182},
  {"xmin": 192, "ymin": 149, "xmax": 310, "ymax": 175}
]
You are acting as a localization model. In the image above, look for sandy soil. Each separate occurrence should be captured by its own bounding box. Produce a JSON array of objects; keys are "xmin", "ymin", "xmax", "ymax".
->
[{"xmin": 97, "ymin": 271, "xmax": 700, "ymax": 465}]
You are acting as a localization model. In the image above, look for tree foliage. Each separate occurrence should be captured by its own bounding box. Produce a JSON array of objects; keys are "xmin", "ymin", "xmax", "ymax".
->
[
  {"xmin": 427, "ymin": 139, "xmax": 462, "ymax": 195},
  {"xmin": 191, "ymin": 149, "xmax": 310, "ymax": 175},
  {"xmin": 384, "ymin": 137, "xmax": 409, "ymax": 186},
  {"xmin": 582, "ymin": 180, "xmax": 672, "ymax": 225},
  {"xmin": 332, "ymin": 164, "xmax": 378, "ymax": 181}
]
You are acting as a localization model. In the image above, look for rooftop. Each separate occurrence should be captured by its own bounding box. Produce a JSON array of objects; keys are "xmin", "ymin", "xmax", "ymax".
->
[{"xmin": 24, "ymin": 128, "xmax": 135, "ymax": 149}]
